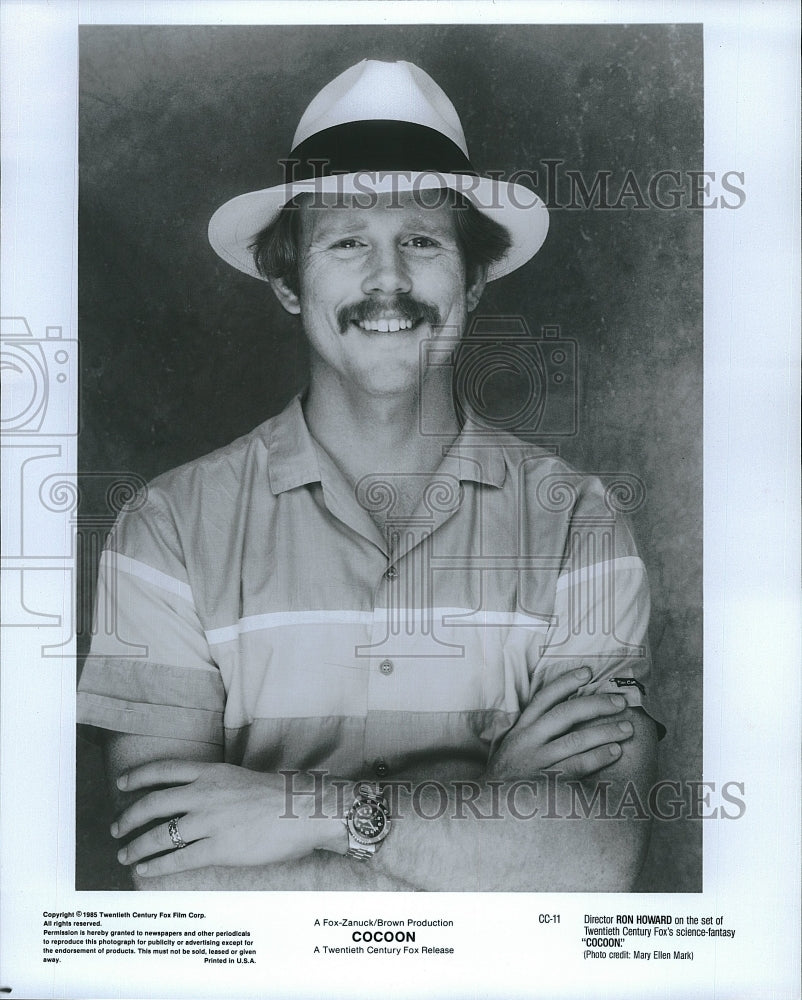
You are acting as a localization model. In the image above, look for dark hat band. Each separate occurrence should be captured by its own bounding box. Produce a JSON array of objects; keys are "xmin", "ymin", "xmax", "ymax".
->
[{"xmin": 281, "ymin": 120, "xmax": 477, "ymax": 182}]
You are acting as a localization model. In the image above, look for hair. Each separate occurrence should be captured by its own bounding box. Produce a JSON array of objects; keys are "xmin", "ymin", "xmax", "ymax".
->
[{"xmin": 249, "ymin": 188, "xmax": 512, "ymax": 295}]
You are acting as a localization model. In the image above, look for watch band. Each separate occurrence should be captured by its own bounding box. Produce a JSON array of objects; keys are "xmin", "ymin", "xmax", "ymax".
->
[
  {"xmin": 345, "ymin": 844, "xmax": 377, "ymax": 861},
  {"xmin": 344, "ymin": 781, "xmax": 391, "ymax": 861}
]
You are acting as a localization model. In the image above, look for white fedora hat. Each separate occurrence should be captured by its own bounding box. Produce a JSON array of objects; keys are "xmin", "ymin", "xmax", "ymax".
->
[{"xmin": 208, "ymin": 59, "xmax": 549, "ymax": 282}]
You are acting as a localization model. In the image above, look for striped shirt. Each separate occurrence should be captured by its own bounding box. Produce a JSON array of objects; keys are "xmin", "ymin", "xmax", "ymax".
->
[{"xmin": 78, "ymin": 396, "xmax": 656, "ymax": 780}]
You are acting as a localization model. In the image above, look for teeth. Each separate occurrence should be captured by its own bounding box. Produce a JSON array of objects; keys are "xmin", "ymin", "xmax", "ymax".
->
[{"xmin": 356, "ymin": 318, "xmax": 415, "ymax": 332}]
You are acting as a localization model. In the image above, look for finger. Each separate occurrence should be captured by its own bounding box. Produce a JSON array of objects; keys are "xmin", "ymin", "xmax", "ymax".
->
[
  {"xmin": 548, "ymin": 742, "xmax": 625, "ymax": 780},
  {"xmin": 118, "ymin": 758, "xmax": 208, "ymax": 792},
  {"xmin": 538, "ymin": 719, "xmax": 634, "ymax": 770},
  {"xmin": 112, "ymin": 786, "xmax": 196, "ymax": 840},
  {"xmin": 535, "ymin": 693, "xmax": 628, "ymax": 744},
  {"xmin": 117, "ymin": 814, "xmax": 203, "ymax": 867},
  {"xmin": 520, "ymin": 666, "xmax": 593, "ymax": 725},
  {"xmin": 131, "ymin": 840, "xmax": 216, "ymax": 879}
]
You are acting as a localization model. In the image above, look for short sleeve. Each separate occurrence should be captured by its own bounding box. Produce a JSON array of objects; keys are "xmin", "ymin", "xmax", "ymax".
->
[
  {"xmin": 528, "ymin": 476, "xmax": 665, "ymax": 737},
  {"xmin": 77, "ymin": 492, "xmax": 225, "ymax": 745}
]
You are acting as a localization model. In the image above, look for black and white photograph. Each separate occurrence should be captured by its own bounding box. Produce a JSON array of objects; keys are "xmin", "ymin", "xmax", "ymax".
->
[
  {"xmin": 75, "ymin": 21, "xmax": 700, "ymax": 894},
  {"xmin": 0, "ymin": 2, "xmax": 799, "ymax": 998}
]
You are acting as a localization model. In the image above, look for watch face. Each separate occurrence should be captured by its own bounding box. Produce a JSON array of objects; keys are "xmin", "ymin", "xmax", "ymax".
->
[{"xmin": 353, "ymin": 803, "xmax": 386, "ymax": 840}]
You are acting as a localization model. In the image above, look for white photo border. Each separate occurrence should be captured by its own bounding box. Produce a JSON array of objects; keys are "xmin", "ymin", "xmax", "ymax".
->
[{"xmin": 1, "ymin": 2, "xmax": 799, "ymax": 998}]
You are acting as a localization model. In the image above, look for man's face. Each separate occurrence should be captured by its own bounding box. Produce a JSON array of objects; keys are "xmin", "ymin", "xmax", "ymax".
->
[{"xmin": 288, "ymin": 190, "xmax": 485, "ymax": 398}]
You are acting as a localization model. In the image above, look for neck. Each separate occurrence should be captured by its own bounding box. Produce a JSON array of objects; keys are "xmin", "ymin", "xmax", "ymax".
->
[{"xmin": 303, "ymin": 367, "xmax": 459, "ymax": 481}]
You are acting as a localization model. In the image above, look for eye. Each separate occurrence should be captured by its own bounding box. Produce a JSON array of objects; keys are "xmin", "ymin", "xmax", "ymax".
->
[
  {"xmin": 331, "ymin": 237, "xmax": 364, "ymax": 250},
  {"xmin": 405, "ymin": 236, "xmax": 440, "ymax": 249}
]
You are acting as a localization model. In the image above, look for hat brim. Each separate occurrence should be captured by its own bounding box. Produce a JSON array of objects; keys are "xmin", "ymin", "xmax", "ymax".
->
[{"xmin": 208, "ymin": 172, "xmax": 548, "ymax": 283}]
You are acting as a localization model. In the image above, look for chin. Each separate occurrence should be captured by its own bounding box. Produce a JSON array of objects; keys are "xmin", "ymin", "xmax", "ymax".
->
[{"xmin": 354, "ymin": 368, "xmax": 420, "ymax": 398}]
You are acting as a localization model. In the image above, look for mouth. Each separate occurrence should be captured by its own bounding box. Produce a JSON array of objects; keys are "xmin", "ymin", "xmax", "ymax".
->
[
  {"xmin": 338, "ymin": 299, "xmax": 441, "ymax": 336},
  {"xmin": 353, "ymin": 316, "xmax": 418, "ymax": 334}
]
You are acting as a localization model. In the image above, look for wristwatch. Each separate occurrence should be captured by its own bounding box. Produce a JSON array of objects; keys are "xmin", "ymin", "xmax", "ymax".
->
[{"xmin": 343, "ymin": 781, "xmax": 391, "ymax": 860}]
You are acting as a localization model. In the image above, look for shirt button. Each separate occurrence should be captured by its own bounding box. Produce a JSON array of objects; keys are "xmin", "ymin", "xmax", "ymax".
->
[
  {"xmin": 384, "ymin": 566, "xmax": 398, "ymax": 580},
  {"xmin": 373, "ymin": 758, "xmax": 389, "ymax": 778},
  {"xmin": 379, "ymin": 658, "xmax": 394, "ymax": 676}
]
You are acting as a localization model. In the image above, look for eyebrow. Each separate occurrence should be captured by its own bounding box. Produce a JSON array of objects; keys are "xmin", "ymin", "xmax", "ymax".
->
[
  {"xmin": 305, "ymin": 207, "xmax": 457, "ymax": 242},
  {"xmin": 307, "ymin": 213, "xmax": 370, "ymax": 241}
]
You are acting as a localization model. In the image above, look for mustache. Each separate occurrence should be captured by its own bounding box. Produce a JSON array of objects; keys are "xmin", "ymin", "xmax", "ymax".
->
[{"xmin": 336, "ymin": 297, "xmax": 441, "ymax": 334}]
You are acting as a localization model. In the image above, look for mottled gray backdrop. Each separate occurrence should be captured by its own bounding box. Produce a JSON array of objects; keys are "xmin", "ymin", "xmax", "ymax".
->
[{"xmin": 77, "ymin": 23, "xmax": 703, "ymax": 892}]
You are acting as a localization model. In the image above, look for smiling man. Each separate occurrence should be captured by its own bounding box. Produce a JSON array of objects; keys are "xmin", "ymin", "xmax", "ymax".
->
[{"xmin": 77, "ymin": 60, "xmax": 659, "ymax": 891}]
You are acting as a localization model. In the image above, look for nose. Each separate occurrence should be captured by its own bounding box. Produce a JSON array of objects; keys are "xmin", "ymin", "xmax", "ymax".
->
[{"xmin": 361, "ymin": 244, "xmax": 412, "ymax": 297}]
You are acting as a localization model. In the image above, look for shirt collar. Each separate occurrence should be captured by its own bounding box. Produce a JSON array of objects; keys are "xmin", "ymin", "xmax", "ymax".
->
[
  {"xmin": 266, "ymin": 396, "xmax": 323, "ymax": 495},
  {"xmin": 441, "ymin": 422, "xmax": 508, "ymax": 487},
  {"xmin": 266, "ymin": 395, "xmax": 508, "ymax": 495}
]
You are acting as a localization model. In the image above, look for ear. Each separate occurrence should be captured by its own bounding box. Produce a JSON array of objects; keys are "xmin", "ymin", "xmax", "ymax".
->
[
  {"xmin": 466, "ymin": 264, "xmax": 488, "ymax": 312},
  {"xmin": 268, "ymin": 276, "xmax": 301, "ymax": 316}
]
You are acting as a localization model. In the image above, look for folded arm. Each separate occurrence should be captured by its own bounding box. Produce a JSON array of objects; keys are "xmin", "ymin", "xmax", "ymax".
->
[
  {"xmin": 104, "ymin": 733, "xmax": 415, "ymax": 891},
  {"xmin": 106, "ymin": 667, "xmax": 656, "ymax": 892},
  {"xmin": 372, "ymin": 704, "xmax": 657, "ymax": 892}
]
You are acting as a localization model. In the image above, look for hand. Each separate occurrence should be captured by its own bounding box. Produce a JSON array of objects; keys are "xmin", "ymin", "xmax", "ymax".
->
[
  {"xmin": 111, "ymin": 761, "xmax": 346, "ymax": 878},
  {"xmin": 489, "ymin": 666, "xmax": 634, "ymax": 780}
]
